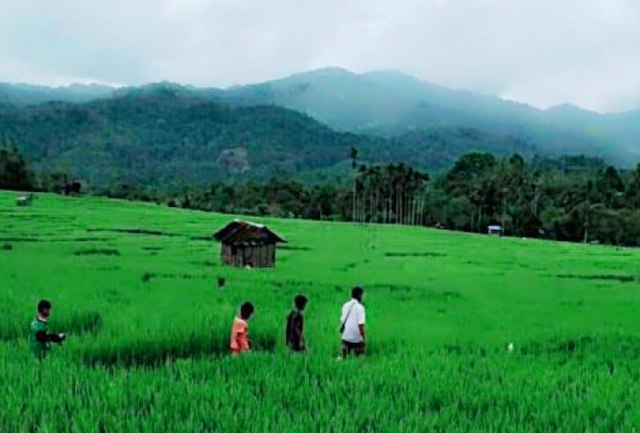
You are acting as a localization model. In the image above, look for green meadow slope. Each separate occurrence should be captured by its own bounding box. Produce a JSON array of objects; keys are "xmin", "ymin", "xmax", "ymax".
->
[{"xmin": 1, "ymin": 192, "xmax": 639, "ymax": 432}]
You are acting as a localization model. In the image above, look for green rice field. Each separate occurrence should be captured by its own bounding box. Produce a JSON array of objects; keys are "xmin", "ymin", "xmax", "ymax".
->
[{"xmin": 1, "ymin": 191, "xmax": 639, "ymax": 432}]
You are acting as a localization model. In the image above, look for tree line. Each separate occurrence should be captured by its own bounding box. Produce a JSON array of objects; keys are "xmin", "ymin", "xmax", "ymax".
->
[
  {"xmin": 0, "ymin": 146, "xmax": 33, "ymax": 191},
  {"xmin": 4, "ymin": 143, "xmax": 640, "ymax": 246},
  {"xmin": 0, "ymin": 146, "xmax": 81, "ymax": 194},
  {"xmin": 106, "ymin": 151, "xmax": 640, "ymax": 246},
  {"xmin": 189, "ymin": 153, "xmax": 640, "ymax": 246}
]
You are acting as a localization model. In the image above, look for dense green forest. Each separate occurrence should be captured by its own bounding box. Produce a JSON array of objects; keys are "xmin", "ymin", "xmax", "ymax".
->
[
  {"xmin": 6, "ymin": 68, "xmax": 640, "ymax": 166},
  {"xmin": 0, "ymin": 86, "xmax": 534, "ymax": 188},
  {"xmin": 0, "ymin": 82, "xmax": 113, "ymax": 106},
  {"xmin": 0, "ymin": 146, "xmax": 33, "ymax": 191},
  {"xmin": 0, "ymin": 87, "xmax": 374, "ymax": 187},
  {"xmin": 176, "ymin": 154, "xmax": 640, "ymax": 246},
  {"xmin": 216, "ymin": 68, "xmax": 640, "ymax": 166}
]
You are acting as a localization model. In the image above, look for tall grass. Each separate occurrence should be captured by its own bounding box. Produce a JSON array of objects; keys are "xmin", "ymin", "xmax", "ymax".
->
[{"xmin": 1, "ymin": 192, "xmax": 640, "ymax": 432}]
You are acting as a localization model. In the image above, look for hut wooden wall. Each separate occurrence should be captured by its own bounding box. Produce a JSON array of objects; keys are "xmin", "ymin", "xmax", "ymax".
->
[
  {"xmin": 267, "ymin": 244, "xmax": 275, "ymax": 267},
  {"xmin": 219, "ymin": 243, "xmax": 276, "ymax": 267},
  {"xmin": 221, "ymin": 244, "xmax": 233, "ymax": 266}
]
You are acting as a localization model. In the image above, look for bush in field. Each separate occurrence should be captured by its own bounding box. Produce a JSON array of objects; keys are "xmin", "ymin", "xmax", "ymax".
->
[{"xmin": 141, "ymin": 272, "xmax": 155, "ymax": 283}]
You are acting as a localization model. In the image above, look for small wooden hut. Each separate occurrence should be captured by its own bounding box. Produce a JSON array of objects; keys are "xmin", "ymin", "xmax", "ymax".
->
[{"xmin": 213, "ymin": 221, "xmax": 286, "ymax": 268}]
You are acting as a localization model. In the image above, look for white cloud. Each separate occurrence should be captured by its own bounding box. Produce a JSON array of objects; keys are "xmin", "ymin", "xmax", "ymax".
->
[{"xmin": 0, "ymin": 0, "xmax": 639, "ymax": 112}]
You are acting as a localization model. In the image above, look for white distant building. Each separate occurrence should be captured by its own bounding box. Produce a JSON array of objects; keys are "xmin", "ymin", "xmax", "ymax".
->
[{"xmin": 487, "ymin": 225, "xmax": 502, "ymax": 236}]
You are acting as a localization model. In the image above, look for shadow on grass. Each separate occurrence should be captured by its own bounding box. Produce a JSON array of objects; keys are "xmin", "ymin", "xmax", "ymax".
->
[
  {"xmin": 557, "ymin": 274, "xmax": 635, "ymax": 283},
  {"xmin": 368, "ymin": 283, "xmax": 462, "ymax": 302},
  {"xmin": 75, "ymin": 248, "xmax": 121, "ymax": 256},
  {"xmin": 81, "ymin": 333, "xmax": 277, "ymax": 369},
  {"xmin": 519, "ymin": 335, "xmax": 640, "ymax": 361},
  {"xmin": 88, "ymin": 228, "xmax": 179, "ymax": 237}
]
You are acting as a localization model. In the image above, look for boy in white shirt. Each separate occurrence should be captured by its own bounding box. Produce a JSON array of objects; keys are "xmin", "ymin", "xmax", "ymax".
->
[{"xmin": 339, "ymin": 286, "xmax": 366, "ymax": 357}]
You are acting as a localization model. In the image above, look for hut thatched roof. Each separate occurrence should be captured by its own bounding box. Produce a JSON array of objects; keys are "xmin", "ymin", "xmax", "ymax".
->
[{"xmin": 213, "ymin": 221, "xmax": 286, "ymax": 246}]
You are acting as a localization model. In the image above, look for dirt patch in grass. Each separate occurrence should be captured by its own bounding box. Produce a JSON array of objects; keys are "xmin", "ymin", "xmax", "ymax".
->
[
  {"xmin": 385, "ymin": 252, "xmax": 446, "ymax": 257},
  {"xmin": 557, "ymin": 274, "xmax": 635, "ymax": 283},
  {"xmin": 75, "ymin": 248, "xmax": 121, "ymax": 256}
]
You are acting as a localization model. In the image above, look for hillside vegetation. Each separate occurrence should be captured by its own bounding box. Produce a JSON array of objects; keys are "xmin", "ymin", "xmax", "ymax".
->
[
  {"xmin": 223, "ymin": 68, "xmax": 640, "ymax": 164},
  {"xmin": 0, "ymin": 82, "xmax": 113, "ymax": 106},
  {"xmin": 0, "ymin": 86, "xmax": 532, "ymax": 187},
  {"xmin": 0, "ymin": 68, "xmax": 640, "ymax": 184}
]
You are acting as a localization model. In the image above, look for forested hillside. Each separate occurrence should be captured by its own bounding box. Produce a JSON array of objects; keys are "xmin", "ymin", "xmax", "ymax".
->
[
  {"xmin": 3, "ymin": 68, "xmax": 640, "ymax": 170},
  {"xmin": 0, "ymin": 82, "xmax": 113, "ymax": 106},
  {"xmin": 0, "ymin": 87, "xmax": 378, "ymax": 188},
  {"xmin": 223, "ymin": 68, "xmax": 640, "ymax": 165},
  {"xmin": 0, "ymin": 86, "xmax": 533, "ymax": 189}
]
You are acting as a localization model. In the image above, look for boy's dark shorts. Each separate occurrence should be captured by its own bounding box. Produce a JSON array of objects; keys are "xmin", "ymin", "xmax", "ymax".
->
[{"xmin": 342, "ymin": 340, "xmax": 365, "ymax": 356}]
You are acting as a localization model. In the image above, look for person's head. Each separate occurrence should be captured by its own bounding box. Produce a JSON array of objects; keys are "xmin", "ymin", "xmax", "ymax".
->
[
  {"xmin": 294, "ymin": 295, "xmax": 308, "ymax": 311},
  {"xmin": 37, "ymin": 299, "xmax": 52, "ymax": 318},
  {"xmin": 351, "ymin": 286, "xmax": 364, "ymax": 302},
  {"xmin": 240, "ymin": 302, "xmax": 254, "ymax": 320}
]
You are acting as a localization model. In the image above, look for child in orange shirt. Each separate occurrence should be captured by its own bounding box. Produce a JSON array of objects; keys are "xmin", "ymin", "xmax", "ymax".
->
[{"xmin": 230, "ymin": 302, "xmax": 254, "ymax": 355}]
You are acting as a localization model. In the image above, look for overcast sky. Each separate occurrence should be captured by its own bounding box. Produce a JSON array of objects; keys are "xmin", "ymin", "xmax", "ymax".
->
[{"xmin": 1, "ymin": 0, "xmax": 639, "ymax": 112}]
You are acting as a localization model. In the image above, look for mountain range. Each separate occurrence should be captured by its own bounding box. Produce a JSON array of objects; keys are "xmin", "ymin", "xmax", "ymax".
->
[
  {"xmin": 222, "ymin": 68, "xmax": 640, "ymax": 164},
  {"xmin": 0, "ymin": 68, "xmax": 639, "ymax": 188}
]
